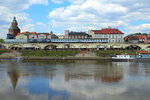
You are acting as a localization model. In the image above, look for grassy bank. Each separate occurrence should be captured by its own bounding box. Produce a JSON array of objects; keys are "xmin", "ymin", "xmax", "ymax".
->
[
  {"xmin": 96, "ymin": 50, "xmax": 136, "ymax": 57},
  {"xmin": 22, "ymin": 50, "xmax": 80, "ymax": 57},
  {"xmin": 0, "ymin": 49, "xmax": 11, "ymax": 55}
]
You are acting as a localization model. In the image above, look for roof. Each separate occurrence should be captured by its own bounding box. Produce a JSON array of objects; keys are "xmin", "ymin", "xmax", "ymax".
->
[
  {"xmin": 12, "ymin": 17, "xmax": 17, "ymax": 23},
  {"xmin": 16, "ymin": 32, "xmax": 51, "ymax": 36},
  {"xmin": 124, "ymin": 35, "xmax": 148, "ymax": 41},
  {"xmin": 136, "ymin": 35, "xmax": 147, "ymax": 39},
  {"xmin": 92, "ymin": 28, "xmax": 124, "ymax": 34},
  {"xmin": 147, "ymin": 36, "xmax": 150, "ymax": 40},
  {"xmin": 16, "ymin": 32, "xmax": 37, "ymax": 36}
]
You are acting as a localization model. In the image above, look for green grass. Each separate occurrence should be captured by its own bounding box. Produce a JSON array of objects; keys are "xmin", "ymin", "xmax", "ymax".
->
[
  {"xmin": 96, "ymin": 50, "xmax": 136, "ymax": 57},
  {"xmin": 0, "ymin": 49, "xmax": 11, "ymax": 55},
  {"xmin": 22, "ymin": 50, "xmax": 80, "ymax": 57}
]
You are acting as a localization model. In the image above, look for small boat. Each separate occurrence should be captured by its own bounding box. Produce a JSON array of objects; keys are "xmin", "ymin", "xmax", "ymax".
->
[
  {"xmin": 135, "ymin": 50, "xmax": 150, "ymax": 61},
  {"xmin": 135, "ymin": 54, "xmax": 150, "ymax": 61},
  {"xmin": 112, "ymin": 54, "xmax": 135, "ymax": 61}
]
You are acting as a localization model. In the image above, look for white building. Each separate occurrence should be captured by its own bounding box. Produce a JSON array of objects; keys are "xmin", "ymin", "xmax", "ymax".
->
[
  {"xmin": 88, "ymin": 28, "xmax": 124, "ymax": 43},
  {"xmin": 16, "ymin": 32, "xmax": 51, "ymax": 39}
]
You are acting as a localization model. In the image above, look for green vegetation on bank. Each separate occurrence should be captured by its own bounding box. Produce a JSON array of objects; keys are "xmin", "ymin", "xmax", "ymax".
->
[
  {"xmin": 0, "ymin": 49, "xmax": 11, "ymax": 55},
  {"xmin": 22, "ymin": 50, "xmax": 80, "ymax": 57},
  {"xmin": 0, "ymin": 39, "xmax": 4, "ymax": 43},
  {"xmin": 96, "ymin": 50, "xmax": 136, "ymax": 57}
]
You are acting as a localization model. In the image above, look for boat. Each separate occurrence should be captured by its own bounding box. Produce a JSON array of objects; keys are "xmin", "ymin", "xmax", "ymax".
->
[
  {"xmin": 112, "ymin": 54, "xmax": 135, "ymax": 61},
  {"xmin": 135, "ymin": 54, "xmax": 150, "ymax": 61},
  {"xmin": 135, "ymin": 50, "xmax": 150, "ymax": 61}
]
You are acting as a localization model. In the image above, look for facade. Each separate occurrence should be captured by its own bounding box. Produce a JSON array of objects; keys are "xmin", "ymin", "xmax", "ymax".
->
[
  {"xmin": 7, "ymin": 17, "xmax": 20, "ymax": 39},
  {"xmin": 65, "ymin": 30, "xmax": 90, "ymax": 39},
  {"xmin": 16, "ymin": 32, "xmax": 51, "ymax": 39},
  {"xmin": 88, "ymin": 28, "xmax": 124, "ymax": 43}
]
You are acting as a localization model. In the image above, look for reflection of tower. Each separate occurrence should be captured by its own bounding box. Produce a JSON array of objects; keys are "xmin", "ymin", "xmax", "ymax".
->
[
  {"xmin": 7, "ymin": 70, "xmax": 19, "ymax": 89},
  {"xmin": 7, "ymin": 17, "xmax": 20, "ymax": 39}
]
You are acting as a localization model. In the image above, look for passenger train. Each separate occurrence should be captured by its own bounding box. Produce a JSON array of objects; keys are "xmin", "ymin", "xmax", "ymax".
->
[{"xmin": 4, "ymin": 38, "xmax": 108, "ymax": 43}]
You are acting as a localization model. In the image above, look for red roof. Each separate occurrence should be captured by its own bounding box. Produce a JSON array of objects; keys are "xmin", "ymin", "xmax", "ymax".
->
[
  {"xmin": 92, "ymin": 28, "xmax": 124, "ymax": 34},
  {"xmin": 16, "ymin": 32, "xmax": 37, "ymax": 36},
  {"xmin": 147, "ymin": 36, "xmax": 150, "ymax": 40},
  {"xmin": 136, "ymin": 35, "xmax": 146, "ymax": 39}
]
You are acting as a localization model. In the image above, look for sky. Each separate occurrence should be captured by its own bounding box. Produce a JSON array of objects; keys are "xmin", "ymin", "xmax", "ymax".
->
[{"xmin": 0, "ymin": 0, "xmax": 150, "ymax": 39}]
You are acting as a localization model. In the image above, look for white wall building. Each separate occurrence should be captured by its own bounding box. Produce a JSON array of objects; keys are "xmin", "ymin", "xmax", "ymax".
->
[
  {"xmin": 88, "ymin": 28, "xmax": 124, "ymax": 43},
  {"xmin": 16, "ymin": 32, "xmax": 51, "ymax": 39}
]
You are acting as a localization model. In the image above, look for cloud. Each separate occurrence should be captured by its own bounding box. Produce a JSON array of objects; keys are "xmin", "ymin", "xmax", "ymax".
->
[
  {"xmin": 48, "ymin": 61, "xmax": 150, "ymax": 100},
  {"xmin": 126, "ymin": 24, "xmax": 150, "ymax": 33},
  {"xmin": 0, "ymin": 0, "xmax": 49, "ymax": 39},
  {"xmin": 49, "ymin": 0, "xmax": 150, "ymax": 34},
  {"xmin": 51, "ymin": 0, "xmax": 64, "ymax": 4},
  {"xmin": 51, "ymin": 0, "xmax": 85, "ymax": 4}
]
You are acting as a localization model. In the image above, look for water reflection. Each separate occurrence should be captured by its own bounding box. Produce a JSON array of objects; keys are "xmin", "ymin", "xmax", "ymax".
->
[{"xmin": 0, "ymin": 60, "xmax": 150, "ymax": 100}]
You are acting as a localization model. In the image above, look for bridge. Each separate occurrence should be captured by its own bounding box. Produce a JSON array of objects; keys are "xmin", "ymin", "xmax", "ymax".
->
[{"xmin": 1, "ymin": 43, "xmax": 150, "ymax": 50}]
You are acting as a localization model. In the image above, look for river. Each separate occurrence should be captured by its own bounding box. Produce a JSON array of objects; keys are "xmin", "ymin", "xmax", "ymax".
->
[{"xmin": 0, "ymin": 60, "xmax": 150, "ymax": 100}]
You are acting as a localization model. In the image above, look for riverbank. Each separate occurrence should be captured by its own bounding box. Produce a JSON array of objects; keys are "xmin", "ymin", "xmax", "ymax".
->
[
  {"xmin": 22, "ymin": 56, "xmax": 112, "ymax": 60},
  {"xmin": 0, "ymin": 50, "xmax": 136, "ymax": 60}
]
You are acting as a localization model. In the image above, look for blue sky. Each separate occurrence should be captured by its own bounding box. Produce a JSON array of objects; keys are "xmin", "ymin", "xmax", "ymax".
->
[{"xmin": 0, "ymin": 0, "xmax": 150, "ymax": 38}]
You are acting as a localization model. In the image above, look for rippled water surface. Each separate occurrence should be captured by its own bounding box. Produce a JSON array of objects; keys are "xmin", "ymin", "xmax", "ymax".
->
[{"xmin": 0, "ymin": 60, "xmax": 150, "ymax": 100}]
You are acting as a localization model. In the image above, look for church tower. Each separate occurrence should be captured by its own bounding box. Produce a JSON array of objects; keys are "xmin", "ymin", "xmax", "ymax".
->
[{"xmin": 7, "ymin": 17, "xmax": 20, "ymax": 39}]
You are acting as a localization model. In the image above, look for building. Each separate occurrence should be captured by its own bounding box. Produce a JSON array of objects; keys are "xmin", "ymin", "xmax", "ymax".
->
[
  {"xmin": 7, "ymin": 17, "xmax": 20, "ymax": 39},
  {"xmin": 124, "ymin": 33, "xmax": 150, "ymax": 43},
  {"xmin": 16, "ymin": 32, "xmax": 51, "ymax": 39},
  {"xmin": 65, "ymin": 30, "xmax": 90, "ymax": 39},
  {"xmin": 58, "ymin": 35, "xmax": 65, "ymax": 39},
  {"xmin": 50, "ymin": 31, "xmax": 58, "ymax": 39},
  {"xmin": 88, "ymin": 28, "xmax": 124, "ymax": 43}
]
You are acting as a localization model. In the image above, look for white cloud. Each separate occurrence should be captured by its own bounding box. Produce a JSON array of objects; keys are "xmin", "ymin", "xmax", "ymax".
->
[
  {"xmin": 51, "ymin": 0, "xmax": 85, "ymax": 4},
  {"xmin": 49, "ymin": 0, "xmax": 150, "ymax": 34},
  {"xmin": 0, "ymin": 0, "xmax": 49, "ymax": 39},
  {"xmin": 126, "ymin": 24, "xmax": 150, "ymax": 33},
  {"xmin": 21, "ymin": 24, "xmax": 35, "ymax": 32},
  {"xmin": 51, "ymin": 0, "xmax": 64, "ymax": 4}
]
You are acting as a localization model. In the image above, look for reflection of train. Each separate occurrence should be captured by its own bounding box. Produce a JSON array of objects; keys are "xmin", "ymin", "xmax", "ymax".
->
[{"xmin": 4, "ymin": 39, "xmax": 108, "ymax": 43}]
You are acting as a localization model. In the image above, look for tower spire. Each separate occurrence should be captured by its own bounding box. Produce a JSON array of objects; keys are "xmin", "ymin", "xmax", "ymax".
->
[{"xmin": 7, "ymin": 17, "xmax": 20, "ymax": 39}]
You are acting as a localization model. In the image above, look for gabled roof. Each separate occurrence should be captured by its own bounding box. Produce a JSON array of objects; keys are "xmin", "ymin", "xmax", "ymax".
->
[{"xmin": 92, "ymin": 28, "xmax": 124, "ymax": 34}]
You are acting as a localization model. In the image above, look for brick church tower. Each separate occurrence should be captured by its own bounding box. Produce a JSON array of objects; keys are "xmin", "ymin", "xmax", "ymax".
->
[{"xmin": 7, "ymin": 17, "xmax": 20, "ymax": 39}]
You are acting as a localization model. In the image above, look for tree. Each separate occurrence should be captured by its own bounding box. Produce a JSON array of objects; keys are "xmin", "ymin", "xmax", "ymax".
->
[
  {"xmin": 0, "ymin": 39, "xmax": 4, "ymax": 43},
  {"xmin": 24, "ymin": 31, "xmax": 30, "ymax": 39}
]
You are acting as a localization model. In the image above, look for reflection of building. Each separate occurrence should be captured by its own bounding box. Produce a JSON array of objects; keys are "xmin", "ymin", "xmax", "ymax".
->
[
  {"xmin": 7, "ymin": 70, "xmax": 20, "ymax": 89},
  {"xmin": 100, "ymin": 67, "xmax": 123, "ymax": 83},
  {"xmin": 88, "ymin": 28, "xmax": 124, "ymax": 43},
  {"xmin": 65, "ymin": 30, "xmax": 90, "ymax": 39},
  {"xmin": 64, "ymin": 66, "xmax": 123, "ymax": 83},
  {"xmin": 7, "ymin": 17, "xmax": 20, "ymax": 39}
]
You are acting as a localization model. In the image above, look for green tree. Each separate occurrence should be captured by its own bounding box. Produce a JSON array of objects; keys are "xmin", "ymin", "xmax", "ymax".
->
[{"xmin": 0, "ymin": 39, "xmax": 4, "ymax": 43}]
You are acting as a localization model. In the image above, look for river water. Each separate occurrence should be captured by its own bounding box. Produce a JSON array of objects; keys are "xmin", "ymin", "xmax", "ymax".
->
[{"xmin": 0, "ymin": 60, "xmax": 150, "ymax": 100}]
